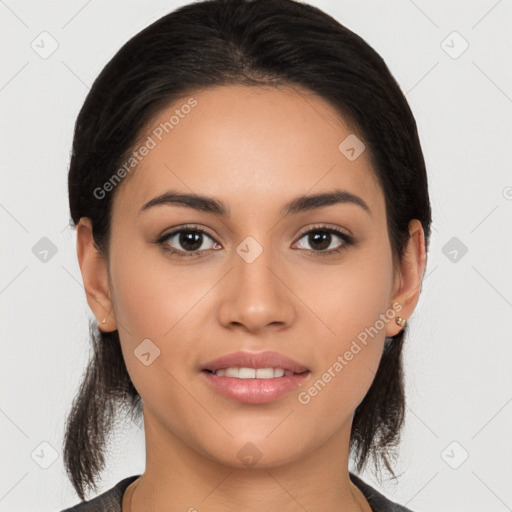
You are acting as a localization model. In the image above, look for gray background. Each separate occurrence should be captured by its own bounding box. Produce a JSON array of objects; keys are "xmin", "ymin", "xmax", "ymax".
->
[{"xmin": 1, "ymin": 0, "xmax": 511, "ymax": 510}]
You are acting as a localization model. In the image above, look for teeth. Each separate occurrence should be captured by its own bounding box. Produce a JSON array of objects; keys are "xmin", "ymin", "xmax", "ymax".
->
[{"xmin": 213, "ymin": 367, "xmax": 294, "ymax": 378}]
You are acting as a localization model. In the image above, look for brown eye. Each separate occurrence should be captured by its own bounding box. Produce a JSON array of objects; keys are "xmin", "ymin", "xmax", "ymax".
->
[
  {"xmin": 294, "ymin": 225, "xmax": 353, "ymax": 256},
  {"xmin": 157, "ymin": 226, "xmax": 220, "ymax": 258}
]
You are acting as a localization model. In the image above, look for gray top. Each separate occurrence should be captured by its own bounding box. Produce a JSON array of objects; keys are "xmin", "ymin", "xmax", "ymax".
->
[{"xmin": 60, "ymin": 473, "xmax": 414, "ymax": 511}]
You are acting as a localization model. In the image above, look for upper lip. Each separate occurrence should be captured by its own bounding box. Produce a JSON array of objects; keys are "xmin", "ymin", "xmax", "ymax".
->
[{"xmin": 202, "ymin": 350, "xmax": 309, "ymax": 373}]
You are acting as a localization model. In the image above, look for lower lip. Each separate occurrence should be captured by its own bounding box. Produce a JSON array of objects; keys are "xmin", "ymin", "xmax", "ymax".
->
[{"xmin": 201, "ymin": 370, "xmax": 310, "ymax": 404}]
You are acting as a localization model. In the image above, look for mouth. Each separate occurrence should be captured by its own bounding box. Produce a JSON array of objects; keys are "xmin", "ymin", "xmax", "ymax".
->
[
  {"xmin": 200, "ymin": 350, "xmax": 311, "ymax": 404},
  {"xmin": 202, "ymin": 367, "xmax": 308, "ymax": 378},
  {"xmin": 201, "ymin": 350, "xmax": 309, "ymax": 374}
]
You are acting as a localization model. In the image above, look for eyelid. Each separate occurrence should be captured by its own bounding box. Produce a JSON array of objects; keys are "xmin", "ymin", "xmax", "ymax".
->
[
  {"xmin": 159, "ymin": 224, "xmax": 214, "ymax": 240},
  {"xmin": 295, "ymin": 223, "xmax": 352, "ymax": 240}
]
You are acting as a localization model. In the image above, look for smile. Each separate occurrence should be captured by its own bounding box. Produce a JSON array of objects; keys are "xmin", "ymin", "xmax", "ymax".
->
[{"xmin": 205, "ymin": 367, "xmax": 301, "ymax": 378}]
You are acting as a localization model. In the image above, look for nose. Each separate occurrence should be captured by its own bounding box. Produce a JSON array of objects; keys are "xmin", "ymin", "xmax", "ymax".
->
[{"xmin": 217, "ymin": 242, "xmax": 296, "ymax": 334}]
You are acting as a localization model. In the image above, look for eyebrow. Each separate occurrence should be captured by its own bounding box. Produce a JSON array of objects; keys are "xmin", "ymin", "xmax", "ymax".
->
[{"xmin": 140, "ymin": 189, "xmax": 372, "ymax": 217}]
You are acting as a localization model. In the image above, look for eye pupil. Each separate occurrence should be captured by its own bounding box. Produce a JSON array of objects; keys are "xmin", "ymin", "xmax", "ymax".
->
[
  {"xmin": 309, "ymin": 231, "xmax": 331, "ymax": 251},
  {"xmin": 180, "ymin": 231, "xmax": 202, "ymax": 251}
]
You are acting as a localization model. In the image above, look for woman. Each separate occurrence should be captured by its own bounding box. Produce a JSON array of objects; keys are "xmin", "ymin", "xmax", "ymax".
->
[{"xmin": 60, "ymin": 0, "xmax": 431, "ymax": 510}]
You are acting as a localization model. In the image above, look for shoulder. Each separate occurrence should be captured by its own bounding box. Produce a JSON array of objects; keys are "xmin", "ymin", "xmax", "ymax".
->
[
  {"xmin": 59, "ymin": 475, "xmax": 140, "ymax": 512},
  {"xmin": 350, "ymin": 473, "xmax": 415, "ymax": 512}
]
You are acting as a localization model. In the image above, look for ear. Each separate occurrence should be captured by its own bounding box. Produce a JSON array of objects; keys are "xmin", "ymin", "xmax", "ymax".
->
[
  {"xmin": 76, "ymin": 218, "xmax": 117, "ymax": 332},
  {"xmin": 385, "ymin": 219, "xmax": 427, "ymax": 338}
]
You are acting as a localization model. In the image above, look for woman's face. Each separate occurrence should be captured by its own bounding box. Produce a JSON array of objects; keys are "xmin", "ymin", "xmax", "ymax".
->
[{"xmin": 82, "ymin": 84, "xmax": 421, "ymax": 470}]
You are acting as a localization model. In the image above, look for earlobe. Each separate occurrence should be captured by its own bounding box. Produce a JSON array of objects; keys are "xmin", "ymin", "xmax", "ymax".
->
[
  {"xmin": 76, "ymin": 218, "xmax": 117, "ymax": 332},
  {"xmin": 385, "ymin": 219, "xmax": 427, "ymax": 338}
]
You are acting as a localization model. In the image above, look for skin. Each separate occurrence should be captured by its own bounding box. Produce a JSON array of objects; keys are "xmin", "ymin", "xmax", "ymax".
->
[{"xmin": 76, "ymin": 84, "xmax": 426, "ymax": 512}]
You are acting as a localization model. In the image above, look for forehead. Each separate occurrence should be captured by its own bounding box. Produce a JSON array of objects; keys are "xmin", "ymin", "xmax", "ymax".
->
[{"xmin": 112, "ymin": 84, "xmax": 384, "ymax": 219}]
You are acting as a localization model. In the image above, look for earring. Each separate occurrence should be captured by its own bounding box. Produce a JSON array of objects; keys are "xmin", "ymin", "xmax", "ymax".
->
[
  {"xmin": 102, "ymin": 318, "xmax": 106, "ymax": 324},
  {"xmin": 395, "ymin": 317, "xmax": 406, "ymax": 327}
]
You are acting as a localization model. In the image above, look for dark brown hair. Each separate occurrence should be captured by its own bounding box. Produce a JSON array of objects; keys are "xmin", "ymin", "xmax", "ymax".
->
[{"xmin": 64, "ymin": 0, "xmax": 431, "ymax": 500}]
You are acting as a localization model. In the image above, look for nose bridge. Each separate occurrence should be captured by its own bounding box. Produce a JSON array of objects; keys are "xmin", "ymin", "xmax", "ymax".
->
[
  {"xmin": 218, "ymin": 233, "xmax": 294, "ymax": 331},
  {"xmin": 235, "ymin": 233, "xmax": 280, "ymax": 302},
  {"xmin": 234, "ymin": 236, "xmax": 277, "ymax": 291}
]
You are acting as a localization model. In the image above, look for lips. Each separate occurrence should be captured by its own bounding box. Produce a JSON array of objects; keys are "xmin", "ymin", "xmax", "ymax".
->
[
  {"xmin": 200, "ymin": 350, "xmax": 311, "ymax": 404},
  {"xmin": 201, "ymin": 350, "xmax": 309, "ymax": 374}
]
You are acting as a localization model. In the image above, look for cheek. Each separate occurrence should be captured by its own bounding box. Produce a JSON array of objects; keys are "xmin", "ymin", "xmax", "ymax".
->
[
  {"xmin": 302, "ymin": 235, "xmax": 394, "ymax": 346},
  {"xmin": 108, "ymin": 245, "xmax": 217, "ymax": 385},
  {"xmin": 296, "ymin": 239, "xmax": 394, "ymax": 408},
  {"xmin": 109, "ymin": 242, "xmax": 208, "ymax": 340}
]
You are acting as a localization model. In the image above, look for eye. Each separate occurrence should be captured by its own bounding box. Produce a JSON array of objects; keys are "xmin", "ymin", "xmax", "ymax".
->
[
  {"xmin": 293, "ymin": 225, "xmax": 353, "ymax": 256},
  {"xmin": 156, "ymin": 225, "xmax": 220, "ymax": 258},
  {"xmin": 156, "ymin": 224, "xmax": 354, "ymax": 259}
]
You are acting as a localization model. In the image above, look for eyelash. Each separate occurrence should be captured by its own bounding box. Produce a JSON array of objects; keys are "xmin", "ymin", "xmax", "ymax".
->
[{"xmin": 155, "ymin": 224, "xmax": 354, "ymax": 259}]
